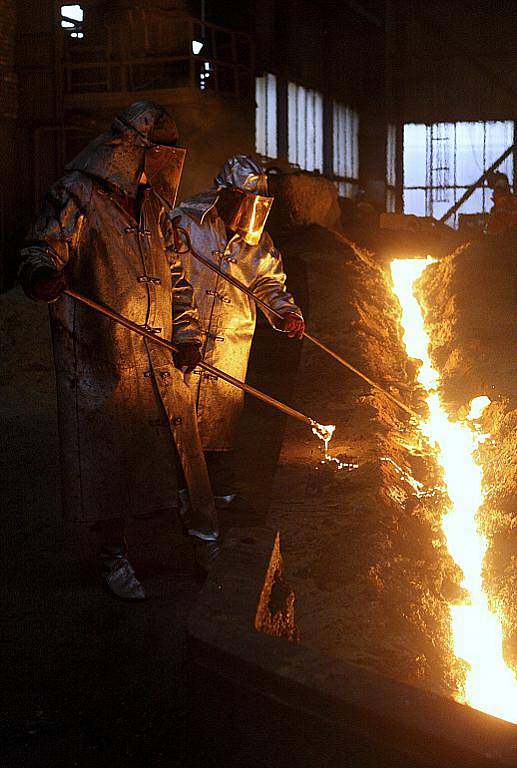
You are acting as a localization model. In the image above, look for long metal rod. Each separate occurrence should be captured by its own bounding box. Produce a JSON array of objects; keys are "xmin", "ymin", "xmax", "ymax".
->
[
  {"xmin": 439, "ymin": 141, "xmax": 516, "ymax": 224},
  {"xmin": 173, "ymin": 228, "xmax": 420, "ymax": 420},
  {"xmin": 64, "ymin": 288, "xmax": 313, "ymax": 427}
]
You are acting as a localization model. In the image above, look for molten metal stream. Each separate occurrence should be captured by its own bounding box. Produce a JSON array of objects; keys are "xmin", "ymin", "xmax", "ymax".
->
[
  {"xmin": 391, "ymin": 257, "xmax": 517, "ymax": 724},
  {"xmin": 311, "ymin": 422, "xmax": 359, "ymax": 471}
]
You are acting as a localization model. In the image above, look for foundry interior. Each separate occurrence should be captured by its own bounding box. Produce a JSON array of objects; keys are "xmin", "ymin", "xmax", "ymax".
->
[{"xmin": 1, "ymin": 2, "xmax": 516, "ymax": 767}]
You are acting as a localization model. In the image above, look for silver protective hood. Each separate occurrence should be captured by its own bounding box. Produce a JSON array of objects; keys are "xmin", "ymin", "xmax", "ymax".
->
[
  {"xmin": 66, "ymin": 101, "xmax": 180, "ymax": 199},
  {"xmin": 214, "ymin": 155, "xmax": 269, "ymax": 194},
  {"xmin": 214, "ymin": 155, "xmax": 272, "ymax": 244},
  {"xmin": 176, "ymin": 156, "xmax": 272, "ymax": 231}
]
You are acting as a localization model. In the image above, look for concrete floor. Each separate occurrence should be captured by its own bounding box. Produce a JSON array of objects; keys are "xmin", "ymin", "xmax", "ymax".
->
[
  {"xmin": 0, "ymin": 230, "xmax": 443, "ymax": 767},
  {"xmin": 7, "ymin": 225, "xmax": 513, "ymax": 766},
  {"xmin": 2, "ymin": 406, "xmax": 205, "ymax": 767},
  {"xmin": 0, "ymin": 283, "xmax": 299, "ymax": 768}
]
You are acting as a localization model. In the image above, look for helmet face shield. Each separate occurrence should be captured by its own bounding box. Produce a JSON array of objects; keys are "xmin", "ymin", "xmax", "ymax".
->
[
  {"xmin": 225, "ymin": 190, "xmax": 274, "ymax": 245},
  {"xmin": 144, "ymin": 144, "xmax": 186, "ymax": 208}
]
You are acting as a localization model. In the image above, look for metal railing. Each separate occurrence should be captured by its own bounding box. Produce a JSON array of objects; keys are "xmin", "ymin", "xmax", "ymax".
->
[{"xmin": 61, "ymin": 14, "xmax": 254, "ymax": 99}]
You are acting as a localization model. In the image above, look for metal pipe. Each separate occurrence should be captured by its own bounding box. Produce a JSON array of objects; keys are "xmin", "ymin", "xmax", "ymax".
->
[
  {"xmin": 64, "ymin": 288, "xmax": 314, "ymax": 428},
  {"xmin": 439, "ymin": 141, "xmax": 516, "ymax": 224},
  {"xmin": 172, "ymin": 225, "xmax": 420, "ymax": 421}
]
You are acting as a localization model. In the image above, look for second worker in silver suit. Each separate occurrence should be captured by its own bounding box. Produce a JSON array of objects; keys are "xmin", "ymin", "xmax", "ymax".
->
[{"xmin": 170, "ymin": 155, "xmax": 305, "ymax": 508}]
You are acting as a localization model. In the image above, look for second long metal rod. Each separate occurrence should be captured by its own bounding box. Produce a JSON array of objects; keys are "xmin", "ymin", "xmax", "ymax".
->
[
  {"xmin": 173, "ymin": 225, "xmax": 420, "ymax": 421},
  {"xmin": 64, "ymin": 288, "xmax": 314, "ymax": 428}
]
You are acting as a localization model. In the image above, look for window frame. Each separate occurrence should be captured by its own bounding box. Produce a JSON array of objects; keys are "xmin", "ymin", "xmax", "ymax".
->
[
  {"xmin": 255, "ymin": 72, "xmax": 278, "ymax": 160},
  {"xmin": 331, "ymin": 100, "xmax": 360, "ymax": 199},
  {"xmin": 403, "ymin": 120, "xmax": 515, "ymax": 226},
  {"xmin": 287, "ymin": 81, "xmax": 324, "ymax": 173}
]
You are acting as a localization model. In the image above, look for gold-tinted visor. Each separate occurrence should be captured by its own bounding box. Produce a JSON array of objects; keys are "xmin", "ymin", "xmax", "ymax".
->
[
  {"xmin": 144, "ymin": 144, "xmax": 186, "ymax": 208},
  {"xmin": 227, "ymin": 192, "xmax": 274, "ymax": 246}
]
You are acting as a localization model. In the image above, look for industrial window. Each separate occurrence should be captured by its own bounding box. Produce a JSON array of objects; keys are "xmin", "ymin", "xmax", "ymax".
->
[
  {"xmin": 332, "ymin": 101, "xmax": 359, "ymax": 198},
  {"xmin": 287, "ymin": 82, "xmax": 323, "ymax": 172},
  {"xmin": 386, "ymin": 124, "xmax": 397, "ymax": 212},
  {"xmin": 255, "ymin": 73, "xmax": 278, "ymax": 159},
  {"xmin": 60, "ymin": 5, "xmax": 84, "ymax": 38},
  {"xmin": 403, "ymin": 121, "xmax": 514, "ymax": 226}
]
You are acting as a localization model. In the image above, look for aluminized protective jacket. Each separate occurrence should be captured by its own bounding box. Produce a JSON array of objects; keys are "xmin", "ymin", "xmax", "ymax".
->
[
  {"xmin": 19, "ymin": 105, "xmax": 217, "ymax": 532},
  {"xmin": 169, "ymin": 159, "xmax": 301, "ymax": 451}
]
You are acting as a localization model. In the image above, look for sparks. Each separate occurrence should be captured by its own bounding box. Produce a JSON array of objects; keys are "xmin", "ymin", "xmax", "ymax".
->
[
  {"xmin": 391, "ymin": 258, "xmax": 517, "ymax": 724},
  {"xmin": 380, "ymin": 456, "xmax": 428, "ymax": 497},
  {"xmin": 311, "ymin": 420, "xmax": 335, "ymax": 448},
  {"xmin": 310, "ymin": 421, "xmax": 358, "ymax": 471},
  {"xmin": 467, "ymin": 395, "xmax": 491, "ymax": 422}
]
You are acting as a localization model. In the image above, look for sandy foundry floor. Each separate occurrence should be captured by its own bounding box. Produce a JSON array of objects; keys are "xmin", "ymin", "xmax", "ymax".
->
[
  {"xmin": 2, "ymin": 226, "xmax": 515, "ymax": 765},
  {"xmin": 1, "ymin": 289, "xmax": 204, "ymax": 766},
  {"xmin": 265, "ymin": 226, "xmax": 462, "ymax": 698},
  {"xmin": 265, "ymin": 226, "xmax": 516, "ymax": 705}
]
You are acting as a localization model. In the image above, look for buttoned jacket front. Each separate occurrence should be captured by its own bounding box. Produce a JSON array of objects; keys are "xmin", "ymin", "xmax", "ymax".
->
[
  {"xmin": 170, "ymin": 195, "xmax": 301, "ymax": 450},
  {"xmin": 19, "ymin": 171, "xmax": 216, "ymax": 531}
]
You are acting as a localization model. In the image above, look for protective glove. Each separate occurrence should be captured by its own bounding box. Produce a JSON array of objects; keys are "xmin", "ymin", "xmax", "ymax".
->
[
  {"xmin": 281, "ymin": 311, "xmax": 305, "ymax": 340},
  {"xmin": 173, "ymin": 343, "xmax": 202, "ymax": 373},
  {"xmin": 27, "ymin": 266, "xmax": 66, "ymax": 303}
]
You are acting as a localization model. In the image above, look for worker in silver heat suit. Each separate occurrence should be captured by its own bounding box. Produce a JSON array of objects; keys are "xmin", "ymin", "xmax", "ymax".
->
[
  {"xmin": 169, "ymin": 155, "xmax": 305, "ymax": 509},
  {"xmin": 18, "ymin": 101, "xmax": 219, "ymax": 600}
]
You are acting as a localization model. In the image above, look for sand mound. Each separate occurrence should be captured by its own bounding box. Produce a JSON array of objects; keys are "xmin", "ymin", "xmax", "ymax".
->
[
  {"xmin": 269, "ymin": 173, "xmax": 342, "ymax": 233},
  {"xmin": 268, "ymin": 225, "xmax": 461, "ymax": 697}
]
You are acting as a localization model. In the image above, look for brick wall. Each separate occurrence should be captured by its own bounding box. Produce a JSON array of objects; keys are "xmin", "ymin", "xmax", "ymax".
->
[{"xmin": 0, "ymin": 0, "xmax": 17, "ymax": 119}]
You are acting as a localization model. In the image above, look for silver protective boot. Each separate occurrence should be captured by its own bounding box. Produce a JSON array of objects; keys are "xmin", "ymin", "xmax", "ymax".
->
[
  {"xmin": 214, "ymin": 493, "xmax": 236, "ymax": 510},
  {"xmin": 190, "ymin": 534, "xmax": 221, "ymax": 573},
  {"xmin": 178, "ymin": 487, "xmax": 190, "ymax": 518},
  {"xmin": 182, "ymin": 457, "xmax": 236, "ymax": 511},
  {"xmin": 102, "ymin": 547, "xmax": 146, "ymax": 600}
]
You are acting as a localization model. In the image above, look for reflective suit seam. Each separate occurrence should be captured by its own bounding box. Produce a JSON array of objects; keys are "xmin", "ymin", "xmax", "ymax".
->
[
  {"xmin": 139, "ymin": 200, "xmax": 152, "ymax": 330},
  {"xmin": 197, "ymin": 249, "xmax": 220, "ymax": 411}
]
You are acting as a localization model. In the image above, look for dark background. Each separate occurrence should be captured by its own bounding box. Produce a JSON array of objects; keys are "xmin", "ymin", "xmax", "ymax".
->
[{"xmin": 1, "ymin": 0, "xmax": 516, "ymax": 289}]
